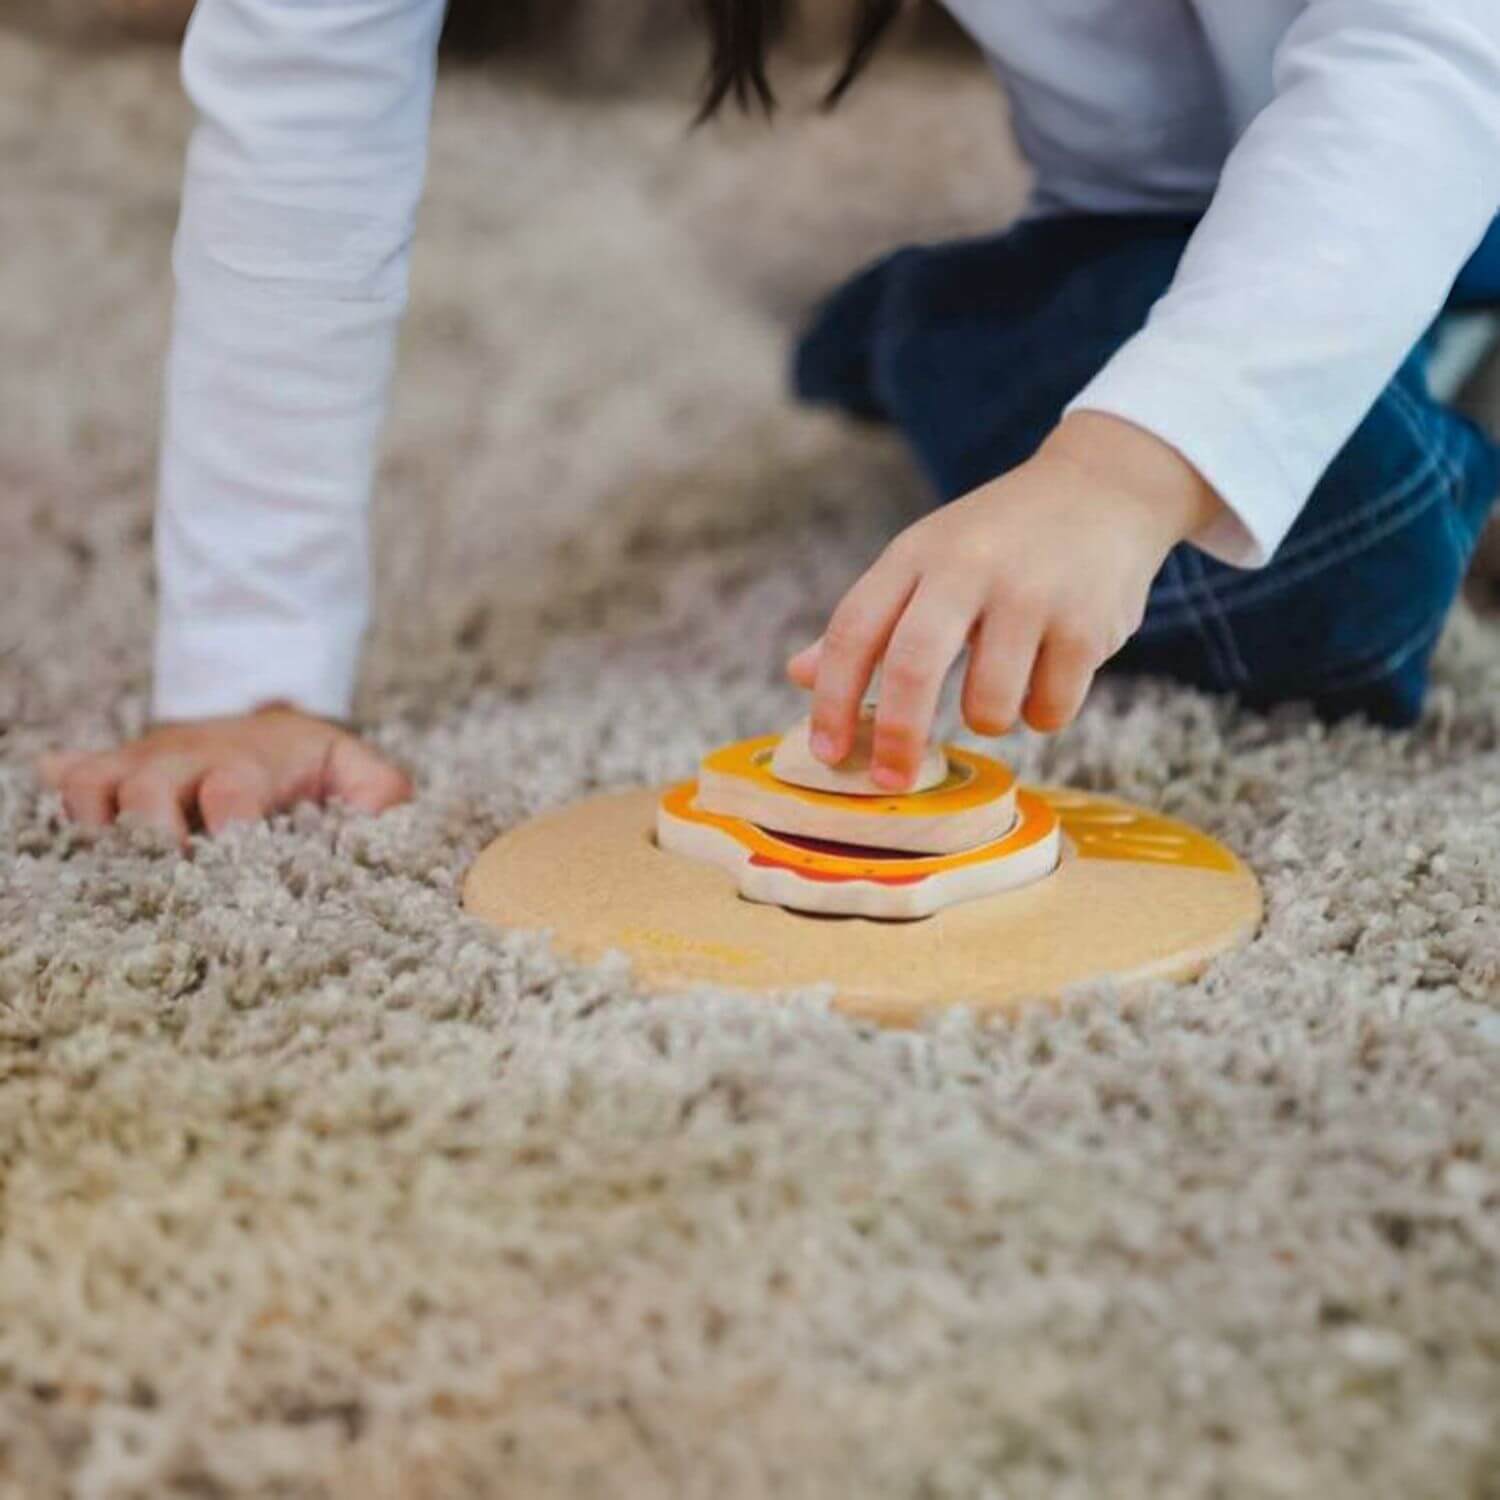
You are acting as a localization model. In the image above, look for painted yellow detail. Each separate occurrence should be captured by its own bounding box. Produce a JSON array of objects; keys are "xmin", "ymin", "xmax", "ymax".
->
[{"xmin": 1041, "ymin": 788, "xmax": 1244, "ymax": 874}]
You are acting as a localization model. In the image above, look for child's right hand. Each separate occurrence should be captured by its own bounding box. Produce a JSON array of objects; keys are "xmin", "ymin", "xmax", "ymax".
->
[
  {"xmin": 787, "ymin": 412, "xmax": 1223, "ymax": 788},
  {"xmin": 38, "ymin": 705, "xmax": 412, "ymax": 845}
]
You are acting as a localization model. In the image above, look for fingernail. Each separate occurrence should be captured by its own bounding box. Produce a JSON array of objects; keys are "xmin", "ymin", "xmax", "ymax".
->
[
  {"xmin": 811, "ymin": 731, "xmax": 837, "ymax": 763},
  {"xmin": 872, "ymin": 765, "xmax": 907, "ymax": 791}
]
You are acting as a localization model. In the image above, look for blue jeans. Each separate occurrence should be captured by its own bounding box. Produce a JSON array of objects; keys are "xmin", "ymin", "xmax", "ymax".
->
[{"xmin": 795, "ymin": 214, "xmax": 1500, "ymax": 726}]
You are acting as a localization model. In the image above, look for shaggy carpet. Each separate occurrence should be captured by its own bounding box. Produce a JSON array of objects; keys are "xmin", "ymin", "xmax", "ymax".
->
[{"xmin": 3, "ymin": 26, "xmax": 1499, "ymax": 1500}]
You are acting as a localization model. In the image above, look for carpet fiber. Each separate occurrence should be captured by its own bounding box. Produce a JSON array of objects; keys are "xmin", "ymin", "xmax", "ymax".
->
[{"xmin": 2, "ymin": 28, "xmax": 1499, "ymax": 1500}]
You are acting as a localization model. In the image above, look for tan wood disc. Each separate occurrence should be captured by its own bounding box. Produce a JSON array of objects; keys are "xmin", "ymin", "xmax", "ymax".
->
[{"xmin": 462, "ymin": 786, "xmax": 1263, "ymax": 1027}]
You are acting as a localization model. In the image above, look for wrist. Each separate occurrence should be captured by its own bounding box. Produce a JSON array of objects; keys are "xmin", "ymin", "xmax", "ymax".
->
[{"xmin": 1042, "ymin": 410, "xmax": 1224, "ymax": 548}]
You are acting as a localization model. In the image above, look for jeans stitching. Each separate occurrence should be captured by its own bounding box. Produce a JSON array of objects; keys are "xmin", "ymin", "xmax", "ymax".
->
[
  {"xmin": 1304, "ymin": 613, "xmax": 1447, "ymax": 695},
  {"xmin": 1389, "ymin": 381, "xmax": 1481, "ymax": 580},
  {"xmin": 1164, "ymin": 551, "xmax": 1230, "ymax": 688},
  {"xmin": 1246, "ymin": 406, "xmax": 1465, "ymax": 699},
  {"xmin": 1185, "ymin": 545, "xmax": 1250, "ymax": 685},
  {"xmin": 1386, "ymin": 380, "xmax": 1469, "ymax": 571}
]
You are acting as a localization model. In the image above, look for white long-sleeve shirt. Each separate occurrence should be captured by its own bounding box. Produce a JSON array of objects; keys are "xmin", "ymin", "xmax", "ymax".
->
[{"xmin": 153, "ymin": 0, "xmax": 1500, "ymax": 721}]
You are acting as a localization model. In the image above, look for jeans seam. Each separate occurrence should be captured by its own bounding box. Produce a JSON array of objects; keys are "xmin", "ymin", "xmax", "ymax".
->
[
  {"xmin": 1391, "ymin": 379, "xmax": 1482, "ymax": 582},
  {"xmin": 1138, "ymin": 476, "xmax": 1445, "ymax": 633},
  {"xmin": 1303, "ymin": 613, "xmax": 1447, "ymax": 695},
  {"xmin": 1164, "ymin": 550, "xmax": 1231, "ymax": 688},
  {"xmin": 1185, "ymin": 545, "xmax": 1250, "ymax": 685},
  {"xmin": 1403, "ymin": 388, "xmax": 1477, "ymax": 570}
]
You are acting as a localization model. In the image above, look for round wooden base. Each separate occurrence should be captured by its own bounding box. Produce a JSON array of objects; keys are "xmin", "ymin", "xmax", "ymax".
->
[{"xmin": 463, "ymin": 786, "xmax": 1262, "ymax": 1026}]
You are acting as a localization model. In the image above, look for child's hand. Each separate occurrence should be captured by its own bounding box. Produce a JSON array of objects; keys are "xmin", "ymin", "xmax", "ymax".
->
[
  {"xmin": 789, "ymin": 412, "xmax": 1222, "ymax": 789},
  {"xmin": 39, "ymin": 705, "xmax": 411, "ymax": 845}
]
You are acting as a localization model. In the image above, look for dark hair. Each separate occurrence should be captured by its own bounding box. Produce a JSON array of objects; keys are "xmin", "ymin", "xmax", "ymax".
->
[{"xmin": 697, "ymin": 0, "xmax": 904, "ymax": 118}]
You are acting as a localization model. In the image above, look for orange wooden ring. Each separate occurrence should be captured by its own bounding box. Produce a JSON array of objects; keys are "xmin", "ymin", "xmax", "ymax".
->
[{"xmin": 657, "ymin": 782, "xmax": 1061, "ymax": 919}]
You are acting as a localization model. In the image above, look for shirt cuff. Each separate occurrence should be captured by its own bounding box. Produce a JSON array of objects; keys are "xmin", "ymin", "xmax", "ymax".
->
[
  {"xmin": 1066, "ymin": 337, "xmax": 1307, "ymax": 569},
  {"xmin": 152, "ymin": 614, "xmax": 361, "ymax": 724}
]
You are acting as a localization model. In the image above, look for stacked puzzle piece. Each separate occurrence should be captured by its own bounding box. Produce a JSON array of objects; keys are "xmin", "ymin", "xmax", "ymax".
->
[{"xmin": 656, "ymin": 712, "xmax": 1062, "ymax": 919}]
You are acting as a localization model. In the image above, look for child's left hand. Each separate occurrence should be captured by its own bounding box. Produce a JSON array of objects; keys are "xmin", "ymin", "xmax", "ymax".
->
[{"xmin": 788, "ymin": 412, "xmax": 1223, "ymax": 789}]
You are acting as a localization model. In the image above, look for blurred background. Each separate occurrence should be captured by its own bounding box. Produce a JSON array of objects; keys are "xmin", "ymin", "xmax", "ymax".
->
[
  {"xmin": 4, "ymin": 0, "xmax": 1497, "ymax": 744},
  {"xmin": 0, "ymin": 0, "xmax": 1029, "ymax": 744},
  {"xmin": 7, "ymin": 0, "xmax": 962, "ymax": 83}
]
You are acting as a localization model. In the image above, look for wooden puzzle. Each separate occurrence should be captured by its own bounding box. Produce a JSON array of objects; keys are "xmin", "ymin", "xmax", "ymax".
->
[{"xmin": 463, "ymin": 720, "xmax": 1263, "ymax": 1023}]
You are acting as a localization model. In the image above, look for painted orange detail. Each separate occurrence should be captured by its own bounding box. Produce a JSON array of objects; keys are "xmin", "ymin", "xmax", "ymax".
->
[
  {"xmin": 702, "ymin": 736, "xmax": 1015, "ymax": 820},
  {"xmin": 747, "ymin": 855, "xmax": 927, "ymax": 887},
  {"xmin": 660, "ymin": 781, "xmax": 1058, "ymax": 884}
]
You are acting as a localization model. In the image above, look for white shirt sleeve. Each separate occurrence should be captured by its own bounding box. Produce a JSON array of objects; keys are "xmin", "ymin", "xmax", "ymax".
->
[
  {"xmin": 153, "ymin": 0, "xmax": 447, "ymax": 722},
  {"xmin": 1069, "ymin": 0, "xmax": 1500, "ymax": 568}
]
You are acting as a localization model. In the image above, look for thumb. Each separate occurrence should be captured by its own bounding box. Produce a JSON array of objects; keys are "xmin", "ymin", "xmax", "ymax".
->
[
  {"xmin": 325, "ymin": 734, "xmax": 413, "ymax": 815},
  {"xmin": 786, "ymin": 640, "xmax": 821, "ymax": 690}
]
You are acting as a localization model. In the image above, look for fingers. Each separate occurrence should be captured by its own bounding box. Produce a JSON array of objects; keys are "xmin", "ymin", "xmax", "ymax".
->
[
  {"xmin": 116, "ymin": 757, "xmax": 202, "ymax": 845},
  {"xmin": 961, "ymin": 610, "xmax": 1043, "ymax": 737},
  {"xmin": 53, "ymin": 753, "xmax": 127, "ymax": 829},
  {"xmin": 810, "ymin": 556, "xmax": 918, "ymax": 765},
  {"xmin": 44, "ymin": 718, "xmax": 412, "ymax": 843},
  {"xmin": 871, "ymin": 580, "xmax": 978, "ymax": 789},
  {"xmin": 1023, "ymin": 628, "xmax": 1100, "ymax": 733},
  {"xmin": 325, "ymin": 735, "xmax": 413, "ymax": 815},
  {"xmin": 198, "ymin": 761, "xmax": 274, "ymax": 835}
]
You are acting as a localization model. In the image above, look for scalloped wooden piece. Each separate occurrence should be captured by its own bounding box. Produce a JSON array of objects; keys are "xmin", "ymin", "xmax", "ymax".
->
[{"xmin": 657, "ymin": 783, "xmax": 1060, "ymax": 920}]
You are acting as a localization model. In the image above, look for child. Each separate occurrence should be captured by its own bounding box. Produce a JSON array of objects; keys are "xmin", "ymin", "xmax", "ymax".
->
[{"xmin": 41, "ymin": 0, "xmax": 1500, "ymax": 836}]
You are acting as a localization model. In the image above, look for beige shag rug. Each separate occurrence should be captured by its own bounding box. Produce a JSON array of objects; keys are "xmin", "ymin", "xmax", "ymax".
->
[{"xmin": 3, "ymin": 26, "xmax": 1499, "ymax": 1500}]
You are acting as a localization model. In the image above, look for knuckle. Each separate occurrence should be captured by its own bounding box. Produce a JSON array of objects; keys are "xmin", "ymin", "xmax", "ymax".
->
[
  {"xmin": 197, "ymin": 776, "xmax": 239, "ymax": 812},
  {"xmin": 368, "ymin": 762, "xmax": 412, "ymax": 802},
  {"xmin": 823, "ymin": 607, "xmax": 873, "ymax": 656},
  {"xmin": 885, "ymin": 630, "xmax": 941, "ymax": 673},
  {"xmin": 1056, "ymin": 617, "xmax": 1110, "ymax": 661},
  {"xmin": 964, "ymin": 688, "xmax": 1016, "ymax": 736},
  {"xmin": 876, "ymin": 710, "xmax": 922, "ymax": 743},
  {"xmin": 875, "ymin": 725, "xmax": 922, "ymax": 760},
  {"xmin": 989, "ymin": 578, "xmax": 1041, "ymax": 618},
  {"xmin": 60, "ymin": 759, "xmax": 106, "ymax": 796},
  {"xmin": 883, "ymin": 526, "xmax": 928, "ymax": 566},
  {"xmin": 1025, "ymin": 688, "xmax": 1072, "ymax": 728},
  {"xmin": 201, "ymin": 761, "xmax": 257, "ymax": 797},
  {"xmin": 957, "ymin": 532, "xmax": 1002, "ymax": 574},
  {"xmin": 881, "ymin": 655, "xmax": 930, "ymax": 693},
  {"xmin": 119, "ymin": 766, "xmax": 172, "ymax": 803}
]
